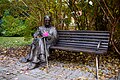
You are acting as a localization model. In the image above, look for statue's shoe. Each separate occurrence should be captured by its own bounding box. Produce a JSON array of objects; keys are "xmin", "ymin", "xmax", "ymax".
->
[
  {"xmin": 19, "ymin": 57, "xmax": 28, "ymax": 63},
  {"xmin": 39, "ymin": 62, "xmax": 47, "ymax": 68},
  {"xmin": 27, "ymin": 62, "xmax": 37, "ymax": 70}
]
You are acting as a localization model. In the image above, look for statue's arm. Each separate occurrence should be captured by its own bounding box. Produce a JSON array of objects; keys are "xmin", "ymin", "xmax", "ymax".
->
[
  {"xmin": 48, "ymin": 27, "xmax": 57, "ymax": 41},
  {"xmin": 33, "ymin": 27, "xmax": 42, "ymax": 38},
  {"xmin": 52, "ymin": 27, "xmax": 57, "ymax": 40}
]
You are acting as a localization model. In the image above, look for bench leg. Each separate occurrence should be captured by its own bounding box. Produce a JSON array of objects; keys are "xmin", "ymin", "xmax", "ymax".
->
[{"xmin": 96, "ymin": 55, "xmax": 99, "ymax": 79}]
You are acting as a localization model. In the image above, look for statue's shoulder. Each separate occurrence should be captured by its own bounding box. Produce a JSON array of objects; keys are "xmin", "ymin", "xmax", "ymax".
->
[
  {"xmin": 38, "ymin": 26, "xmax": 44, "ymax": 30},
  {"xmin": 51, "ymin": 26, "xmax": 56, "ymax": 29}
]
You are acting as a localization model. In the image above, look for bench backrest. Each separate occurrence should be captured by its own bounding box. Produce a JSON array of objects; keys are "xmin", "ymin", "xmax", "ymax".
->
[{"xmin": 52, "ymin": 30, "xmax": 110, "ymax": 54}]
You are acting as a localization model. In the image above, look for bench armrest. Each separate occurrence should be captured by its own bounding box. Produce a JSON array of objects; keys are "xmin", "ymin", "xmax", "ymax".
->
[{"xmin": 96, "ymin": 41, "xmax": 101, "ymax": 51}]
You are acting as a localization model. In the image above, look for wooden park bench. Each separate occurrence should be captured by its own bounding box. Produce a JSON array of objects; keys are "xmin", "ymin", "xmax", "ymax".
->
[{"xmin": 50, "ymin": 30, "xmax": 110, "ymax": 79}]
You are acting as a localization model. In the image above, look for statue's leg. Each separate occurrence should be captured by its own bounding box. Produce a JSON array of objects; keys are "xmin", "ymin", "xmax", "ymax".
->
[
  {"xmin": 38, "ymin": 38, "xmax": 48, "ymax": 67},
  {"xmin": 28, "ymin": 44, "xmax": 35, "ymax": 61},
  {"xmin": 19, "ymin": 44, "xmax": 33, "ymax": 63},
  {"xmin": 27, "ymin": 39, "xmax": 40, "ymax": 69}
]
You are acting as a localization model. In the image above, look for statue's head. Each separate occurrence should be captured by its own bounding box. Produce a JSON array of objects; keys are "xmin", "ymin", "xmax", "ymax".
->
[{"xmin": 44, "ymin": 15, "xmax": 51, "ymax": 27}]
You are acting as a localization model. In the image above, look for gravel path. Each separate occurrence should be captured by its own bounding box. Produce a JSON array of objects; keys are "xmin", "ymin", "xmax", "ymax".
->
[{"xmin": 0, "ymin": 55, "xmax": 119, "ymax": 80}]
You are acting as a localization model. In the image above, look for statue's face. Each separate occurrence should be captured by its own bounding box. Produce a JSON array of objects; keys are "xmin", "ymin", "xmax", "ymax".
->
[{"xmin": 44, "ymin": 16, "xmax": 51, "ymax": 27}]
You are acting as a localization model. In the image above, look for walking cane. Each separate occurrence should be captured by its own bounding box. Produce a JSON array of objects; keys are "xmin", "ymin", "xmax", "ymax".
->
[{"xmin": 43, "ymin": 37, "xmax": 49, "ymax": 73}]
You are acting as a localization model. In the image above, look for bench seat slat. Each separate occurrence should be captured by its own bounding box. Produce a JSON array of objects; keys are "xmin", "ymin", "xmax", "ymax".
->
[
  {"xmin": 57, "ymin": 42, "xmax": 108, "ymax": 48},
  {"xmin": 50, "ymin": 46, "xmax": 107, "ymax": 54},
  {"xmin": 56, "ymin": 44, "xmax": 108, "ymax": 50}
]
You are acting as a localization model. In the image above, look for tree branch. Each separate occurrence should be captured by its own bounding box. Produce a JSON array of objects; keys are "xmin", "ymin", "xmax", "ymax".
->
[
  {"xmin": 96, "ymin": 0, "xmax": 113, "ymax": 26},
  {"xmin": 96, "ymin": 0, "xmax": 120, "ymax": 55},
  {"xmin": 102, "ymin": 0, "xmax": 114, "ymax": 20},
  {"xmin": 111, "ymin": 40, "xmax": 120, "ymax": 55}
]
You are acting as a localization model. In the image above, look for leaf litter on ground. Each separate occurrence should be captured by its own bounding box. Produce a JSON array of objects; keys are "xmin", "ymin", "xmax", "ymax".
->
[{"xmin": 0, "ymin": 46, "xmax": 120, "ymax": 79}]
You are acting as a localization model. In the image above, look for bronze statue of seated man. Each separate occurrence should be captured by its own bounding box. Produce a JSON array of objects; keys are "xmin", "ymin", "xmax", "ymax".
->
[{"xmin": 20, "ymin": 15, "xmax": 57, "ymax": 70}]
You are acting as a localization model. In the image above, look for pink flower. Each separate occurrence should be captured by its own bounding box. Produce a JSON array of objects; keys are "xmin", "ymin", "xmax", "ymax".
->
[{"xmin": 43, "ymin": 32, "xmax": 49, "ymax": 37}]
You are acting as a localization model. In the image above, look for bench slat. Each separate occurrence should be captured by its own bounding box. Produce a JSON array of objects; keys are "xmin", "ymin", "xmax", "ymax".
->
[
  {"xmin": 58, "ymin": 40, "xmax": 109, "ymax": 47},
  {"xmin": 59, "ymin": 35, "xmax": 109, "ymax": 39},
  {"xmin": 58, "ymin": 30, "xmax": 109, "ymax": 33},
  {"xmin": 50, "ymin": 46, "xmax": 107, "ymax": 54},
  {"xmin": 58, "ymin": 32, "xmax": 109, "ymax": 36},
  {"xmin": 57, "ymin": 41, "xmax": 108, "ymax": 47},
  {"xmin": 59, "ymin": 38, "xmax": 109, "ymax": 43},
  {"xmin": 58, "ymin": 40, "xmax": 109, "ymax": 45},
  {"xmin": 56, "ymin": 43, "xmax": 108, "ymax": 50}
]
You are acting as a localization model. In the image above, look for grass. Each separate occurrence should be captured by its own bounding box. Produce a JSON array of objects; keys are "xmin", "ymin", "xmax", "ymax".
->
[{"xmin": 0, "ymin": 37, "xmax": 33, "ymax": 48}]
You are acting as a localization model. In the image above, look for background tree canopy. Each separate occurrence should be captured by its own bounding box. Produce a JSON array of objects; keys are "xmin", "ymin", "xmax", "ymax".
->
[{"xmin": 0, "ymin": 0, "xmax": 119, "ymax": 54}]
